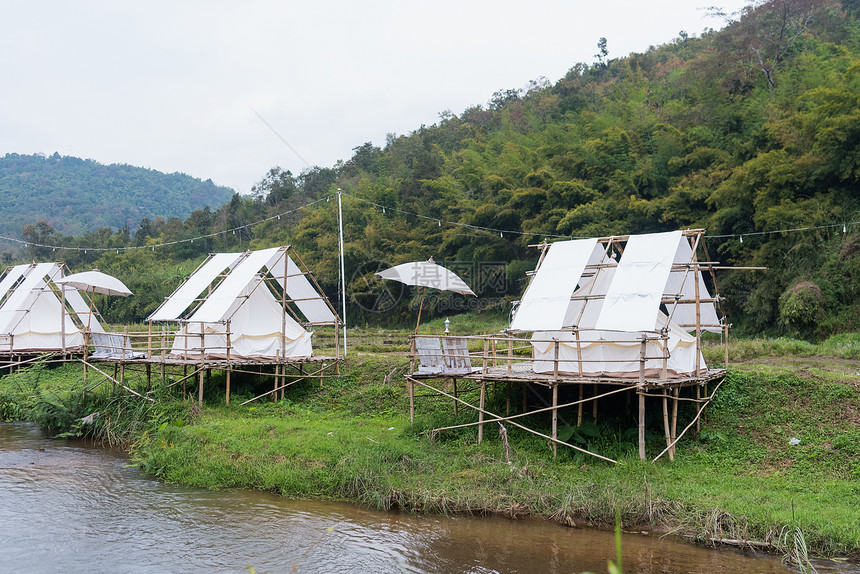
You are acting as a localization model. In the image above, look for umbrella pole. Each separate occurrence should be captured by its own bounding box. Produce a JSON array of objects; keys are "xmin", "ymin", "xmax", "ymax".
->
[{"xmin": 415, "ymin": 287, "xmax": 428, "ymax": 333}]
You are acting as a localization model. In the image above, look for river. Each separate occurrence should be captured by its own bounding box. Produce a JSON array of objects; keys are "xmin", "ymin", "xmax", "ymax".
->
[{"xmin": 0, "ymin": 422, "xmax": 851, "ymax": 573}]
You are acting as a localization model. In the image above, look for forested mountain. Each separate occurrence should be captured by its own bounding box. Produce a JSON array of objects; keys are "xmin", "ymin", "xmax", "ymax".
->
[
  {"xmin": 0, "ymin": 153, "xmax": 234, "ymax": 237},
  {"xmin": 13, "ymin": 0, "xmax": 860, "ymax": 339}
]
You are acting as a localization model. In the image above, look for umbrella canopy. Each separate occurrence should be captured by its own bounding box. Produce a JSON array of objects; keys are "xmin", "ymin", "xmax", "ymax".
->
[
  {"xmin": 376, "ymin": 261, "xmax": 476, "ymax": 296},
  {"xmin": 55, "ymin": 270, "xmax": 133, "ymax": 297}
]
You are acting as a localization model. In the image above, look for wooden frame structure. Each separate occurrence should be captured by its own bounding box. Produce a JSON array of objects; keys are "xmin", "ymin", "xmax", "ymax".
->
[{"xmin": 405, "ymin": 230, "xmax": 754, "ymax": 463}]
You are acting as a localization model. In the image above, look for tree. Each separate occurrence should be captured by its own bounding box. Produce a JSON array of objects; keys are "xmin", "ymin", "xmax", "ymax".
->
[
  {"xmin": 595, "ymin": 37, "xmax": 609, "ymax": 67},
  {"xmin": 250, "ymin": 167, "xmax": 297, "ymax": 206},
  {"xmin": 726, "ymin": 0, "xmax": 839, "ymax": 94},
  {"xmin": 21, "ymin": 220, "xmax": 58, "ymax": 259}
]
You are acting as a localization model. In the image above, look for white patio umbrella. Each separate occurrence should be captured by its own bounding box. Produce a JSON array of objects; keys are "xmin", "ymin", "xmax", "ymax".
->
[
  {"xmin": 376, "ymin": 259, "xmax": 476, "ymax": 331},
  {"xmin": 55, "ymin": 269, "xmax": 133, "ymax": 297},
  {"xmin": 55, "ymin": 269, "xmax": 132, "ymax": 330}
]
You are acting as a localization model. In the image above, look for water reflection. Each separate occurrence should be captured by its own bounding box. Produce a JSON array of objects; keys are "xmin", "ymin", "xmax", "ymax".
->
[{"xmin": 0, "ymin": 422, "xmax": 848, "ymax": 573}]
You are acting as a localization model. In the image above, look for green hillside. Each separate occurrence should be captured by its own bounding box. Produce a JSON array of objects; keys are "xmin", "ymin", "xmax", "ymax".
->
[
  {"xmin": 0, "ymin": 152, "xmax": 234, "ymax": 237},
  {"xmin": 10, "ymin": 0, "xmax": 860, "ymax": 339}
]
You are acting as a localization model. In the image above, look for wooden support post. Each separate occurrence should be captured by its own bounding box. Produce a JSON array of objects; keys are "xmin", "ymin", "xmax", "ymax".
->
[
  {"xmin": 452, "ymin": 378, "xmax": 458, "ymax": 416},
  {"xmin": 553, "ymin": 341, "xmax": 560, "ymax": 380},
  {"xmin": 671, "ymin": 387, "xmax": 679, "ymax": 459},
  {"xmin": 482, "ymin": 339, "xmax": 489, "ymax": 375},
  {"xmin": 408, "ymin": 377, "xmax": 415, "ymax": 425},
  {"xmin": 507, "ymin": 338, "xmax": 513, "ymax": 375},
  {"xmin": 639, "ymin": 337, "xmax": 647, "ymax": 460},
  {"xmin": 506, "ymin": 381, "xmax": 511, "ymax": 416},
  {"xmin": 478, "ymin": 382, "xmax": 486, "ymax": 444},
  {"xmin": 198, "ymin": 366, "xmax": 204, "ymax": 405},
  {"xmin": 696, "ymin": 385, "xmax": 701, "ymax": 433},
  {"xmin": 592, "ymin": 383, "xmax": 598, "ymax": 422},
  {"xmin": 577, "ymin": 385, "xmax": 583, "ymax": 426},
  {"xmin": 638, "ymin": 391, "xmax": 646, "ymax": 460},
  {"xmin": 662, "ymin": 390, "xmax": 674, "ymax": 462},
  {"xmin": 226, "ymin": 368, "xmax": 231, "ymax": 406},
  {"xmin": 552, "ymin": 384, "xmax": 558, "ymax": 458},
  {"xmin": 146, "ymin": 363, "xmax": 151, "ymax": 392}
]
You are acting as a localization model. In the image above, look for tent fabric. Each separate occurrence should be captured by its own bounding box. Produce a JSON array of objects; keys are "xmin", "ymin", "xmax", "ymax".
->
[
  {"xmin": 664, "ymin": 237, "xmax": 721, "ymax": 333},
  {"xmin": 510, "ymin": 238, "xmax": 598, "ymax": 332},
  {"xmin": 0, "ymin": 276, "xmax": 86, "ymax": 353},
  {"xmin": 594, "ymin": 231, "xmax": 683, "ymax": 332},
  {"xmin": 189, "ymin": 247, "xmax": 280, "ymax": 323},
  {"xmin": 532, "ymin": 313, "xmax": 706, "ymax": 379},
  {"xmin": 267, "ymin": 252, "xmax": 337, "ymax": 324},
  {"xmin": 0, "ymin": 265, "xmax": 29, "ymax": 303},
  {"xmin": 148, "ymin": 252, "xmax": 244, "ymax": 321},
  {"xmin": 170, "ymin": 277, "xmax": 311, "ymax": 359},
  {"xmin": 0, "ymin": 263, "xmax": 62, "ymax": 334},
  {"xmin": 376, "ymin": 261, "xmax": 476, "ymax": 296}
]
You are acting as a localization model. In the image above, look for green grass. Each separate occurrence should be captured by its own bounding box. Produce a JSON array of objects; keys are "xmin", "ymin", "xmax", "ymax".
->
[{"xmin": 1, "ymin": 326, "xmax": 858, "ymax": 559}]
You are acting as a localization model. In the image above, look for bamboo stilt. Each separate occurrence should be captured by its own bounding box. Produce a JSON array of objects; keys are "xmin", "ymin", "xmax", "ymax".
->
[
  {"xmin": 408, "ymin": 378, "xmax": 415, "ymax": 424},
  {"xmin": 552, "ymin": 385, "xmax": 558, "ymax": 458},
  {"xmin": 662, "ymin": 390, "xmax": 674, "ymax": 462},
  {"xmin": 452, "ymin": 378, "xmax": 458, "ymax": 416},
  {"xmin": 671, "ymin": 387, "xmax": 679, "ymax": 459},
  {"xmin": 226, "ymin": 368, "xmax": 231, "ymax": 405},
  {"xmin": 577, "ymin": 385, "xmax": 584, "ymax": 426},
  {"xmin": 639, "ymin": 337, "xmax": 647, "ymax": 460},
  {"xmin": 478, "ymin": 382, "xmax": 486, "ymax": 444},
  {"xmin": 198, "ymin": 366, "xmax": 204, "ymax": 405}
]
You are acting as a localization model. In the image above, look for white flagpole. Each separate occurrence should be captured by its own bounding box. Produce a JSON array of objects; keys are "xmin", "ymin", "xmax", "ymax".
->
[{"xmin": 337, "ymin": 189, "xmax": 347, "ymax": 355}]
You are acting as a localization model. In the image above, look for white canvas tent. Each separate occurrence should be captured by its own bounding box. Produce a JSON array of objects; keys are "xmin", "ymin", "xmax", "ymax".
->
[
  {"xmin": 148, "ymin": 246, "xmax": 339, "ymax": 361},
  {"xmin": 0, "ymin": 262, "xmax": 104, "ymax": 353},
  {"xmin": 512, "ymin": 231, "xmax": 718, "ymax": 379}
]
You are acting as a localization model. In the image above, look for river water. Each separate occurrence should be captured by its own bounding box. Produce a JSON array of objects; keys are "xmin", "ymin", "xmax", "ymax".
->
[{"xmin": 0, "ymin": 422, "xmax": 850, "ymax": 573}]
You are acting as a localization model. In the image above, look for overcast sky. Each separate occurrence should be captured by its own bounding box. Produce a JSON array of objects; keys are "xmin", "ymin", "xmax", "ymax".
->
[{"xmin": 1, "ymin": 1, "xmax": 750, "ymax": 195}]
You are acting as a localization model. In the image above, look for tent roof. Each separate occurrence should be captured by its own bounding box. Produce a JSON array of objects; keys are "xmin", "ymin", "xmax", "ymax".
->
[
  {"xmin": 150, "ymin": 246, "xmax": 338, "ymax": 326},
  {"xmin": 510, "ymin": 231, "xmax": 719, "ymax": 334},
  {"xmin": 0, "ymin": 262, "xmax": 105, "ymax": 338}
]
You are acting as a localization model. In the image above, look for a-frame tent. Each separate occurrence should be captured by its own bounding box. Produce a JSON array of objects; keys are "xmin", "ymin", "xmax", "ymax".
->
[
  {"xmin": 147, "ymin": 246, "xmax": 340, "ymax": 361},
  {"xmin": 0, "ymin": 262, "xmax": 105, "ymax": 354},
  {"xmin": 511, "ymin": 230, "xmax": 720, "ymax": 378}
]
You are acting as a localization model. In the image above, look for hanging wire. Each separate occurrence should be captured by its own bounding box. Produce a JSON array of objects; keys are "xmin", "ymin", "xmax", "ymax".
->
[{"xmin": 1, "ymin": 186, "xmax": 857, "ymax": 254}]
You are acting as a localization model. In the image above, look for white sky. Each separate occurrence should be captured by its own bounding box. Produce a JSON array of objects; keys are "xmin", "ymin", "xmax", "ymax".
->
[{"xmin": 1, "ymin": 1, "xmax": 750, "ymax": 194}]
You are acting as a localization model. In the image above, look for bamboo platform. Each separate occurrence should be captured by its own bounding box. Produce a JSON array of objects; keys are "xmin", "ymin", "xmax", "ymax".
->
[{"xmin": 405, "ymin": 333, "xmax": 727, "ymax": 464}]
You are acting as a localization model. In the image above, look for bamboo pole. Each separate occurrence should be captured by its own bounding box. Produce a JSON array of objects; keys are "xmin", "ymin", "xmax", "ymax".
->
[
  {"xmin": 551, "ymin": 384, "xmax": 558, "ymax": 458},
  {"xmin": 577, "ymin": 385, "xmax": 583, "ymax": 426},
  {"xmin": 80, "ymin": 360, "xmax": 154, "ymax": 402},
  {"xmin": 653, "ymin": 377, "xmax": 726, "ymax": 462},
  {"xmin": 639, "ymin": 337, "xmax": 647, "ymax": 460},
  {"xmin": 662, "ymin": 390, "xmax": 674, "ymax": 462},
  {"xmin": 415, "ymin": 286, "xmax": 428, "ymax": 333},
  {"xmin": 408, "ymin": 377, "xmax": 415, "ymax": 424},
  {"xmin": 411, "ymin": 377, "xmax": 617, "ymax": 464},
  {"xmin": 452, "ymin": 378, "xmax": 458, "ymax": 416},
  {"xmin": 592, "ymin": 383, "xmax": 598, "ymax": 422},
  {"xmin": 226, "ymin": 368, "xmax": 231, "ymax": 405},
  {"xmin": 198, "ymin": 366, "xmax": 204, "ymax": 405},
  {"xmin": 478, "ymin": 382, "xmax": 486, "ymax": 444},
  {"xmin": 671, "ymin": 387, "xmax": 679, "ymax": 459}
]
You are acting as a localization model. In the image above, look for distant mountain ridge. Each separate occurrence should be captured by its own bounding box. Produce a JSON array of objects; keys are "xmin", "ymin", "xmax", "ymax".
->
[{"xmin": 0, "ymin": 152, "xmax": 234, "ymax": 237}]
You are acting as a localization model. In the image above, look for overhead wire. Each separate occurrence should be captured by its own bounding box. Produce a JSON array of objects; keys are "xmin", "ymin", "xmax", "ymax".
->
[{"xmin": 0, "ymin": 187, "xmax": 857, "ymax": 254}]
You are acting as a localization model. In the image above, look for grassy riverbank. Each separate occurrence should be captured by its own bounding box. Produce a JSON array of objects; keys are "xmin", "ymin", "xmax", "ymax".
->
[{"xmin": 0, "ymin": 324, "xmax": 857, "ymax": 560}]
